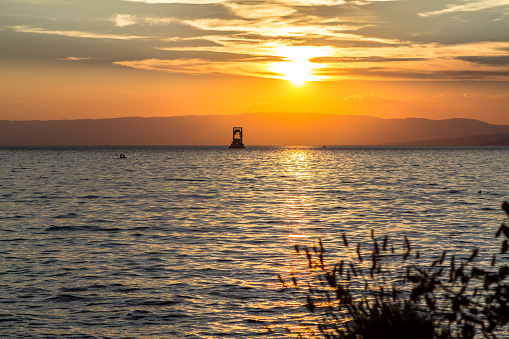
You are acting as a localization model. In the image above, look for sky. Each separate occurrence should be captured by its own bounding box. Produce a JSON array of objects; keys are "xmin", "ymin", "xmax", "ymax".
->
[{"xmin": 1, "ymin": 0, "xmax": 509, "ymax": 123}]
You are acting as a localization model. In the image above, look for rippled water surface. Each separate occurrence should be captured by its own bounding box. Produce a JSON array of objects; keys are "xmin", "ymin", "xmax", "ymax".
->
[{"xmin": 1, "ymin": 146, "xmax": 508, "ymax": 338}]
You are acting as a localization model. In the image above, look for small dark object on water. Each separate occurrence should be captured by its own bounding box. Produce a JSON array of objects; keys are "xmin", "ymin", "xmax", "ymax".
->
[
  {"xmin": 119, "ymin": 154, "xmax": 126, "ymax": 159},
  {"xmin": 229, "ymin": 127, "xmax": 245, "ymax": 148}
]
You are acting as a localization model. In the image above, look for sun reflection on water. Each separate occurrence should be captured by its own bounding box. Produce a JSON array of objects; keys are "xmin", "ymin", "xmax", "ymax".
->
[{"xmin": 277, "ymin": 149, "xmax": 321, "ymax": 248}]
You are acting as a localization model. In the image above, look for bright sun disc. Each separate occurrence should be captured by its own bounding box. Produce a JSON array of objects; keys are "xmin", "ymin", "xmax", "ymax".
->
[{"xmin": 269, "ymin": 46, "xmax": 329, "ymax": 86}]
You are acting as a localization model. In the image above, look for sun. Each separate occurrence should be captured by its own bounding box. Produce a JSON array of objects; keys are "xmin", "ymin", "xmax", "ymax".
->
[
  {"xmin": 271, "ymin": 59, "xmax": 314, "ymax": 86},
  {"xmin": 269, "ymin": 46, "xmax": 330, "ymax": 86}
]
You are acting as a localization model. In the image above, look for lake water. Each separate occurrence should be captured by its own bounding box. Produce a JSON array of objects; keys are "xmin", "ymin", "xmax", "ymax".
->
[{"xmin": 1, "ymin": 146, "xmax": 508, "ymax": 338}]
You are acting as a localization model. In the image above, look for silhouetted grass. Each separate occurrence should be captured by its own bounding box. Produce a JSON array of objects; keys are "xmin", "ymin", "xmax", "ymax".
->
[{"xmin": 267, "ymin": 202, "xmax": 509, "ymax": 339}]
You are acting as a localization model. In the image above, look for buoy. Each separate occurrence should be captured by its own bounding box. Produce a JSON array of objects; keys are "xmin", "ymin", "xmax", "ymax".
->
[{"xmin": 229, "ymin": 127, "xmax": 245, "ymax": 148}]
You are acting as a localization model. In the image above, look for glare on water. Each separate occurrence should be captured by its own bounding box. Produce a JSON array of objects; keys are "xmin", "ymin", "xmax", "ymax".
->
[{"xmin": 0, "ymin": 146, "xmax": 508, "ymax": 338}]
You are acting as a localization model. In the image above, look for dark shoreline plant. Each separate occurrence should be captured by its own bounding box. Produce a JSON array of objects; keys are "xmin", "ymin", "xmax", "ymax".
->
[{"xmin": 269, "ymin": 202, "xmax": 509, "ymax": 339}]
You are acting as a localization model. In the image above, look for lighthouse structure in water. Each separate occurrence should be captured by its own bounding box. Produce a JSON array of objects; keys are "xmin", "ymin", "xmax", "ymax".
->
[{"xmin": 229, "ymin": 127, "xmax": 245, "ymax": 148}]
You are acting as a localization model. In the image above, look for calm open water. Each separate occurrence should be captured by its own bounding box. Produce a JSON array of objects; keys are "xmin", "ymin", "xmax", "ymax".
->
[{"xmin": 1, "ymin": 146, "xmax": 508, "ymax": 338}]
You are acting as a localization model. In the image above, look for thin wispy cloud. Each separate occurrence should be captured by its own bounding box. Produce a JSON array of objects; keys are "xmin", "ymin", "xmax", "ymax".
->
[
  {"xmin": 57, "ymin": 56, "xmax": 92, "ymax": 61},
  {"xmin": 113, "ymin": 57, "xmax": 275, "ymax": 78},
  {"xmin": 420, "ymin": 0, "xmax": 509, "ymax": 17},
  {"xmin": 340, "ymin": 94, "xmax": 414, "ymax": 102},
  {"xmin": 8, "ymin": 25, "xmax": 149, "ymax": 40}
]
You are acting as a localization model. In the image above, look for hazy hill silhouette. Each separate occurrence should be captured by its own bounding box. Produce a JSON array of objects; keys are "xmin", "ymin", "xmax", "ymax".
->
[
  {"xmin": 484, "ymin": 135, "xmax": 509, "ymax": 146},
  {"xmin": 387, "ymin": 133, "xmax": 509, "ymax": 146},
  {"xmin": 1, "ymin": 113, "xmax": 509, "ymax": 146}
]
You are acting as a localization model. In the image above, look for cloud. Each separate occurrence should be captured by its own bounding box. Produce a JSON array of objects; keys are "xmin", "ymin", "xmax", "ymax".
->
[
  {"xmin": 420, "ymin": 0, "xmax": 509, "ymax": 17},
  {"xmin": 435, "ymin": 93, "xmax": 509, "ymax": 99},
  {"xmin": 340, "ymin": 94, "xmax": 413, "ymax": 102},
  {"xmin": 160, "ymin": 38, "xmax": 223, "ymax": 48},
  {"xmin": 113, "ymin": 57, "xmax": 276, "ymax": 78},
  {"xmin": 113, "ymin": 14, "xmax": 138, "ymax": 27},
  {"xmin": 112, "ymin": 15, "xmax": 178, "ymax": 27},
  {"xmin": 456, "ymin": 55, "xmax": 509, "ymax": 65},
  {"xmin": 57, "ymin": 56, "xmax": 92, "ymax": 61},
  {"xmin": 8, "ymin": 25, "xmax": 148, "ymax": 40},
  {"xmin": 143, "ymin": 17, "xmax": 174, "ymax": 26},
  {"xmin": 224, "ymin": 2, "xmax": 296, "ymax": 19},
  {"xmin": 311, "ymin": 56, "xmax": 427, "ymax": 63},
  {"xmin": 2, "ymin": 0, "xmax": 509, "ymax": 82},
  {"xmin": 324, "ymin": 67, "xmax": 509, "ymax": 81}
]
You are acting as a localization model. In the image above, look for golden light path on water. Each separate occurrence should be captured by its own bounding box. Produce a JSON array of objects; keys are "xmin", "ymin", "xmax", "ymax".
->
[{"xmin": 1, "ymin": 147, "xmax": 509, "ymax": 338}]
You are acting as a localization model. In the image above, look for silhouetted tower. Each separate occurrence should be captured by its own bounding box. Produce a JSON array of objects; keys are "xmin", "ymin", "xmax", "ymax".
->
[{"xmin": 229, "ymin": 127, "xmax": 245, "ymax": 148}]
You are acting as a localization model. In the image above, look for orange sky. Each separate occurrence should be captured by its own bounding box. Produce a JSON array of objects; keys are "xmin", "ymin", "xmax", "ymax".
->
[{"xmin": 1, "ymin": 0, "xmax": 509, "ymax": 124}]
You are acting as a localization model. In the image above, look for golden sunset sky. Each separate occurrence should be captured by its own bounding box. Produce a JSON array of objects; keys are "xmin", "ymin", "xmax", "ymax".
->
[{"xmin": 1, "ymin": 0, "xmax": 508, "ymax": 123}]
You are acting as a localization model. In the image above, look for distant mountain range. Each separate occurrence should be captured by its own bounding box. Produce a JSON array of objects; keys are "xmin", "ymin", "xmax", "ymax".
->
[
  {"xmin": 1, "ymin": 113, "xmax": 509, "ymax": 146},
  {"xmin": 386, "ymin": 132, "xmax": 509, "ymax": 146}
]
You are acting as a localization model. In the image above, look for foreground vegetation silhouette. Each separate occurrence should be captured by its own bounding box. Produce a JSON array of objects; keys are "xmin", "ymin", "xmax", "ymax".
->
[{"xmin": 271, "ymin": 202, "xmax": 509, "ymax": 338}]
